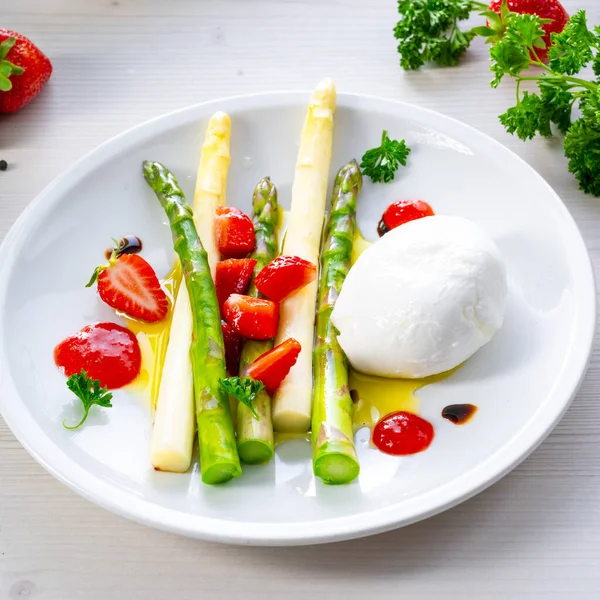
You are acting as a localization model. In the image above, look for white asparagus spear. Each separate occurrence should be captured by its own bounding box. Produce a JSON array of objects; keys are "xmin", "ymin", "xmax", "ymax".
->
[
  {"xmin": 150, "ymin": 112, "xmax": 231, "ymax": 472},
  {"xmin": 271, "ymin": 78, "xmax": 336, "ymax": 433}
]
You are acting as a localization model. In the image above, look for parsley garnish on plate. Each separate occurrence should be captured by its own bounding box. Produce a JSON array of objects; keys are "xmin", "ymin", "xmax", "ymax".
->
[
  {"xmin": 63, "ymin": 370, "xmax": 113, "ymax": 430},
  {"xmin": 360, "ymin": 130, "xmax": 411, "ymax": 183},
  {"xmin": 219, "ymin": 376, "xmax": 264, "ymax": 420},
  {"xmin": 490, "ymin": 10, "xmax": 600, "ymax": 196}
]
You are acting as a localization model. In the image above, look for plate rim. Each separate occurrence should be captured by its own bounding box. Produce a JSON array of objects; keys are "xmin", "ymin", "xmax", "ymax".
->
[{"xmin": 0, "ymin": 90, "xmax": 595, "ymax": 545}]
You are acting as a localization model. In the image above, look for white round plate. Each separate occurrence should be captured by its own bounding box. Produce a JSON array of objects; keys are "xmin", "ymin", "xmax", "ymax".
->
[{"xmin": 0, "ymin": 93, "xmax": 595, "ymax": 546}]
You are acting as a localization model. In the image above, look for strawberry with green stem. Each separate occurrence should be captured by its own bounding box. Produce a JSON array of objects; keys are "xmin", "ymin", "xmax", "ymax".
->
[
  {"xmin": 0, "ymin": 38, "xmax": 24, "ymax": 92},
  {"xmin": 86, "ymin": 242, "xmax": 169, "ymax": 323},
  {"xmin": 0, "ymin": 29, "xmax": 52, "ymax": 113}
]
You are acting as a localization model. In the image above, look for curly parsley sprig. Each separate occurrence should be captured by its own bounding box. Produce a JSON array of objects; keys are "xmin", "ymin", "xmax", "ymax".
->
[
  {"xmin": 63, "ymin": 370, "xmax": 113, "ymax": 430},
  {"xmin": 490, "ymin": 10, "xmax": 600, "ymax": 196},
  {"xmin": 219, "ymin": 376, "xmax": 264, "ymax": 420},
  {"xmin": 360, "ymin": 130, "xmax": 411, "ymax": 183},
  {"xmin": 394, "ymin": 0, "xmax": 489, "ymax": 70}
]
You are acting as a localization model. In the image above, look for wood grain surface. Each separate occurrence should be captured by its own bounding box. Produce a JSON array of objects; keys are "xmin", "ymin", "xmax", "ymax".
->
[{"xmin": 2, "ymin": 1, "xmax": 600, "ymax": 598}]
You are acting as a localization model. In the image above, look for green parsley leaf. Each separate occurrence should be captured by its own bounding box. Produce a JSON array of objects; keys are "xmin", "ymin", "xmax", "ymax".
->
[
  {"xmin": 431, "ymin": 28, "xmax": 476, "ymax": 68},
  {"xmin": 548, "ymin": 10, "xmax": 596, "ymax": 76},
  {"xmin": 504, "ymin": 13, "xmax": 547, "ymax": 51},
  {"xmin": 499, "ymin": 83, "xmax": 575, "ymax": 141},
  {"xmin": 489, "ymin": 19, "xmax": 533, "ymax": 87},
  {"xmin": 63, "ymin": 370, "xmax": 113, "ymax": 430},
  {"xmin": 360, "ymin": 130, "xmax": 411, "ymax": 183},
  {"xmin": 593, "ymin": 25, "xmax": 600, "ymax": 78},
  {"xmin": 581, "ymin": 89, "xmax": 600, "ymax": 126},
  {"xmin": 488, "ymin": 9, "xmax": 600, "ymax": 197},
  {"xmin": 219, "ymin": 376, "xmax": 264, "ymax": 420},
  {"xmin": 394, "ymin": 0, "xmax": 483, "ymax": 70},
  {"xmin": 592, "ymin": 53, "xmax": 600, "ymax": 78},
  {"xmin": 499, "ymin": 92, "xmax": 544, "ymax": 140},
  {"xmin": 564, "ymin": 113, "xmax": 600, "ymax": 197},
  {"xmin": 538, "ymin": 77, "xmax": 575, "ymax": 134}
]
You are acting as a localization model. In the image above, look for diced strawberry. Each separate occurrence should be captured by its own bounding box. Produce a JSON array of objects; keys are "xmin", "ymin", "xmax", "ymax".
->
[
  {"xmin": 254, "ymin": 256, "xmax": 317, "ymax": 302},
  {"xmin": 221, "ymin": 321, "xmax": 242, "ymax": 376},
  {"xmin": 247, "ymin": 338, "xmax": 301, "ymax": 396},
  {"xmin": 215, "ymin": 258, "xmax": 257, "ymax": 315},
  {"xmin": 378, "ymin": 199, "xmax": 434, "ymax": 236},
  {"xmin": 223, "ymin": 294, "xmax": 279, "ymax": 340},
  {"xmin": 215, "ymin": 206, "xmax": 255, "ymax": 259},
  {"xmin": 87, "ymin": 253, "xmax": 169, "ymax": 323}
]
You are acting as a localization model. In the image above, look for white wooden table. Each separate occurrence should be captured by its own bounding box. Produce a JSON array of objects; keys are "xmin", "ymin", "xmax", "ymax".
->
[{"xmin": 2, "ymin": 1, "xmax": 600, "ymax": 597}]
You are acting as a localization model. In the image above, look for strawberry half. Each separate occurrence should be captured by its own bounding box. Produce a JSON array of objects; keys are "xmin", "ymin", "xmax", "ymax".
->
[
  {"xmin": 215, "ymin": 206, "xmax": 255, "ymax": 259},
  {"xmin": 223, "ymin": 294, "xmax": 279, "ymax": 340},
  {"xmin": 247, "ymin": 338, "xmax": 301, "ymax": 396},
  {"xmin": 0, "ymin": 30, "xmax": 52, "ymax": 113},
  {"xmin": 87, "ymin": 252, "xmax": 169, "ymax": 323},
  {"xmin": 254, "ymin": 256, "xmax": 317, "ymax": 303},
  {"xmin": 222, "ymin": 321, "xmax": 242, "ymax": 376},
  {"xmin": 215, "ymin": 258, "xmax": 257, "ymax": 315}
]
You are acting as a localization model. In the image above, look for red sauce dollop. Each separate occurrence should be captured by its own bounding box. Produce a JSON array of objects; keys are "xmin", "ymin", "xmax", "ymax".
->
[
  {"xmin": 54, "ymin": 322, "xmax": 141, "ymax": 389},
  {"xmin": 372, "ymin": 411, "xmax": 434, "ymax": 455}
]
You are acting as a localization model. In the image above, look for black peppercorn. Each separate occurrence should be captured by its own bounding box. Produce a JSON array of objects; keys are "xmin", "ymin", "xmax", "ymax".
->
[{"xmin": 0, "ymin": 160, "xmax": 7, "ymax": 171}]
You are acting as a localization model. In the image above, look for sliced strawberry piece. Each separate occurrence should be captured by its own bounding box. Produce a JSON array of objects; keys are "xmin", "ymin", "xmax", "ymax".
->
[
  {"xmin": 215, "ymin": 206, "xmax": 255, "ymax": 259},
  {"xmin": 223, "ymin": 294, "xmax": 279, "ymax": 340},
  {"xmin": 87, "ymin": 253, "xmax": 169, "ymax": 323},
  {"xmin": 221, "ymin": 321, "xmax": 242, "ymax": 376},
  {"xmin": 215, "ymin": 258, "xmax": 257, "ymax": 315},
  {"xmin": 254, "ymin": 256, "xmax": 318, "ymax": 302},
  {"xmin": 247, "ymin": 338, "xmax": 301, "ymax": 396},
  {"xmin": 378, "ymin": 199, "xmax": 434, "ymax": 236}
]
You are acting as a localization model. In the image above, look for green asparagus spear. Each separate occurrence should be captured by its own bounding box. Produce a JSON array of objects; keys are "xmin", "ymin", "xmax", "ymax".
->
[
  {"xmin": 312, "ymin": 160, "xmax": 362, "ymax": 485},
  {"xmin": 143, "ymin": 161, "xmax": 241, "ymax": 485},
  {"xmin": 237, "ymin": 177, "xmax": 279, "ymax": 464}
]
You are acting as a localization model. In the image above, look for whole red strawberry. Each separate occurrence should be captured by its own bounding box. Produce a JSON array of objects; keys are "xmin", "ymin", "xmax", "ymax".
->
[
  {"xmin": 0, "ymin": 29, "xmax": 52, "ymax": 113},
  {"xmin": 488, "ymin": 0, "xmax": 569, "ymax": 62}
]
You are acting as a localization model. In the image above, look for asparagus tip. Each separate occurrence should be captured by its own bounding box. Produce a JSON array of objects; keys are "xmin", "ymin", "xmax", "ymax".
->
[
  {"xmin": 143, "ymin": 160, "xmax": 183, "ymax": 197},
  {"xmin": 142, "ymin": 160, "xmax": 160, "ymax": 186}
]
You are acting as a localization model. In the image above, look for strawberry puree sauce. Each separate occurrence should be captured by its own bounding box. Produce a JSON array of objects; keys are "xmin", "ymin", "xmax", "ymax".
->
[
  {"xmin": 54, "ymin": 322, "xmax": 141, "ymax": 389},
  {"xmin": 372, "ymin": 411, "xmax": 434, "ymax": 455}
]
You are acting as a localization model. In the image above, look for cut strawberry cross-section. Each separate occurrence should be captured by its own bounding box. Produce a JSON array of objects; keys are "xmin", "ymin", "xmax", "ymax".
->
[{"xmin": 87, "ymin": 252, "xmax": 168, "ymax": 323}]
